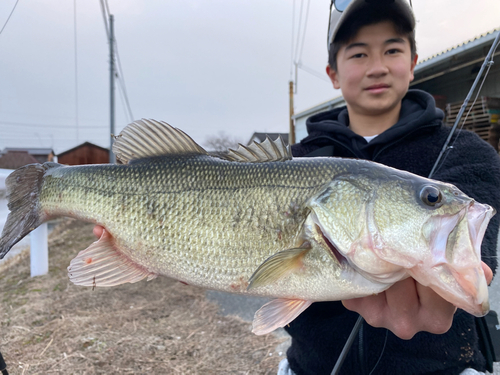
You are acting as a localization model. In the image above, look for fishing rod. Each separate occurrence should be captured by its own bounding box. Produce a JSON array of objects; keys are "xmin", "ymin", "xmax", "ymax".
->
[{"xmin": 330, "ymin": 29, "xmax": 500, "ymax": 375}]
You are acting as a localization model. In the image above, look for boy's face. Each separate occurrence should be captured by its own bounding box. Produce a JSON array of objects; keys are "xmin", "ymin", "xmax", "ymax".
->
[{"xmin": 327, "ymin": 21, "xmax": 418, "ymax": 119}]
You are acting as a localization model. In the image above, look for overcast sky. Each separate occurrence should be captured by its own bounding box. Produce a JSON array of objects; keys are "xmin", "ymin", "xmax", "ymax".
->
[{"xmin": 0, "ymin": 0, "xmax": 499, "ymax": 154}]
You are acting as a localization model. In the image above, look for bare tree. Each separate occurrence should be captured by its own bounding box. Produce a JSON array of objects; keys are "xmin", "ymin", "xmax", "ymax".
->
[{"xmin": 203, "ymin": 131, "xmax": 243, "ymax": 152}]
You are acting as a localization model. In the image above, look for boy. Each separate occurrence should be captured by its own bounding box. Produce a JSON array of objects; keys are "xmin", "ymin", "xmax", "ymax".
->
[{"xmin": 282, "ymin": 0, "xmax": 500, "ymax": 374}]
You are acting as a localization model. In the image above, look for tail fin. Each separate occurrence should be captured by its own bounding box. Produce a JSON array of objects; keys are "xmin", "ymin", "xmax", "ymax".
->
[{"xmin": 0, "ymin": 162, "xmax": 60, "ymax": 259}]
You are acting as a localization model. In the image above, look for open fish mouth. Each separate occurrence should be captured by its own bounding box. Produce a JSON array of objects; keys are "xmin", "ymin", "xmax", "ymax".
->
[{"xmin": 414, "ymin": 200, "xmax": 495, "ymax": 316}]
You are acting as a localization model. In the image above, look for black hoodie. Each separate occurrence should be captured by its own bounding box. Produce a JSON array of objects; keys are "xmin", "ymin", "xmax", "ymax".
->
[{"xmin": 286, "ymin": 90, "xmax": 500, "ymax": 375}]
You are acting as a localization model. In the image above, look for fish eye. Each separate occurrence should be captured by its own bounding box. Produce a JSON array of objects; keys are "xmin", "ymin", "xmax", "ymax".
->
[{"xmin": 420, "ymin": 185, "xmax": 443, "ymax": 207}]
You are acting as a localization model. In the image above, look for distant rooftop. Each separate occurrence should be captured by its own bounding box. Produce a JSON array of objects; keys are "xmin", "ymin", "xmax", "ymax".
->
[
  {"xmin": 0, "ymin": 151, "xmax": 39, "ymax": 170},
  {"xmin": 248, "ymin": 132, "xmax": 289, "ymax": 145},
  {"xmin": 415, "ymin": 28, "xmax": 500, "ymax": 73},
  {"xmin": 57, "ymin": 142, "xmax": 109, "ymax": 157},
  {"xmin": 1, "ymin": 147, "xmax": 54, "ymax": 156}
]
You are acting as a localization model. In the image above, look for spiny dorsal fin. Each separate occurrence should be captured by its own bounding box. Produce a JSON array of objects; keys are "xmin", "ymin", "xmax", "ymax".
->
[
  {"xmin": 224, "ymin": 135, "xmax": 292, "ymax": 163},
  {"xmin": 112, "ymin": 119, "xmax": 207, "ymax": 164}
]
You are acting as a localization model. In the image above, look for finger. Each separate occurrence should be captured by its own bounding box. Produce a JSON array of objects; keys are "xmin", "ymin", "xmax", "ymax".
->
[
  {"xmin": 384, "ymin": 278, "xmax": 419, "ymax": 317},
  {"xmin": 415, "ymin": 282, "xmax": 456, "ymax": 335},
  {"xmin": 93, "ymin": 225, "xmax": 104, "ymax": 239},
  {"xmin": 382, "ymin": 278, "xmax": 422, "ymax": 339},
  {"xmin": 342, "ymin": 293, "xmax": 387, "ymax": 328},
  {"xmin": 481, "ymin": 261, "xmax": 493, "ymax": 285}
]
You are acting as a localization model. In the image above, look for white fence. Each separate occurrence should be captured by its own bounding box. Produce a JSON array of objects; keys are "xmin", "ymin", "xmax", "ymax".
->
[{"xmin": 0, "ymin": 168, "xmax": 48, "ymax": 276}]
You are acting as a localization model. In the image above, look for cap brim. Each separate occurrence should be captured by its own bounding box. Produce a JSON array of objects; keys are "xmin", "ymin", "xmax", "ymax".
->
[{"xmin": 328, "ymin": 0, "xmax": 416, "ymax": 49}]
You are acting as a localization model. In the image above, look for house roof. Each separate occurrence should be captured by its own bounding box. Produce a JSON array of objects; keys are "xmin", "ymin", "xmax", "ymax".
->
[
  {"xmin": 1, "ymin": 147, "xmax": 54, "ymax": 156},
  {"xmin": 57, "ymin": 142, "xmax": 109, "ymax": 157},
  {"xmin": 248, "ymin": 132, "xmax": 289, "ymax": 145},
  {"xmin": 292, "ymin": 96, "xmax": 345, "ymax": 120},
  {"xmin": 415, "ymin": 28, "xmax": 500, "ymax": 73},
  {"xmin": 0, "ymin": 151, "xmax": 39, "ymax": 170}
]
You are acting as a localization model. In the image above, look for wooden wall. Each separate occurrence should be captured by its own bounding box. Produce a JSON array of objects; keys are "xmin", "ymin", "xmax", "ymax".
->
[{"xmin": 58, "ymin": 144, "xmax": 109, "ymax": 165}]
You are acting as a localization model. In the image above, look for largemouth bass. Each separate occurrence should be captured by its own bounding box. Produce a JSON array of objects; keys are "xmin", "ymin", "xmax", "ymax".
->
[{"xmin": 0, "ymin": 119, "xmax": 494, "ymax": 334}]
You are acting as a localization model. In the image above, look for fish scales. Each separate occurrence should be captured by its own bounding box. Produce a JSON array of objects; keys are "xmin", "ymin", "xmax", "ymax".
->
[{"xmin": 39, "ymin": 154, "xmax": 355, "ymax": 298}]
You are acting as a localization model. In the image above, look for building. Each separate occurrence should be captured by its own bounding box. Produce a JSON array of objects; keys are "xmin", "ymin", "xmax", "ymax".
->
[
  {"xmin": 293, "ymin": 28, "xmax": 500, "ymax": 146},
  {"xmin": 57, "ymin": 142, "xmax": 109, "ymax": 165},
  {"xmin": 248, "ymin": 132, "xmax": 289, "ymax": 145},
  {"xmin": 0, "ymin": 151, "xmax": 39, "ymax": 170},
  {"xmin": 0, "ymin": 147, "xmax": 54, "ymax": 169},
  {"xmin": 0, "ymin": 147, "xmax": 54, "ymax": 164}
]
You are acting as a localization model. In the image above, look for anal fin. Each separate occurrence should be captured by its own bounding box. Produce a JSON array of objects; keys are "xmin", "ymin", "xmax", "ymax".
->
[
  {"xmin": 67, "ymin": 229, "xmax": 157, "ymax": 287},
  {"xmin": 252, "ymin": 299, "xmax": 312, "ymax": 335}
]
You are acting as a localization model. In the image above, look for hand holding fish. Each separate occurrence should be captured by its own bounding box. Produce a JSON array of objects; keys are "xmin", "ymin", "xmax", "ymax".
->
[{"xmin": 342, "ymin": 262, "xmax": 493, "ymax": 340}]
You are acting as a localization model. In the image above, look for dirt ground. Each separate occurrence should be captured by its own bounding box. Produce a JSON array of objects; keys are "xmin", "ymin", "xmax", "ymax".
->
[{"xmin": 0, "ymin": 219, "xmax": 285, "ymax": 374}]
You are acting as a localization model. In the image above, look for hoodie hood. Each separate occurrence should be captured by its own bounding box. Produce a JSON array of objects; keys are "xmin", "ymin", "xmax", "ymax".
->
[{"xmin": 301, "ymin": 90, "xmax": 444, "ymax": 160}]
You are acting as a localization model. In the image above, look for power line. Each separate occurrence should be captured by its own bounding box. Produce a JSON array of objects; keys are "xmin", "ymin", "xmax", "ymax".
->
[
  {"xmin": 0, "ymin": 121, "xmax": 106, "ymax": 129},
  {"xmin": 115, "ymin": 45, "xmax": 134, "ymax": 121},
  {"xmin": 297, "ymin": 63, "xmax": 331, "ymax": 82},
  {"xmin": 116, "ymin": 73, "xmax": 132, "ymax": 123},
  {"xmin": 99, "ymin": 0, "xmax": 134, "ymax": 123},
  {"xmin": 298, "ymin": 0, "xmax": 310, "ymax": 62},
  {"xmin": 74, "ymin": 0, "xmax": 79, "ymax": 142},
  {"xmin": 0, "ymin": 0, "xmax": 20, "ymax": 36},
  {"xmin": 293, "ymin": 0, "xmax": 304, "ymax": 62},
  {"xmin": 99, "ymin": 0, "xmax": 110, "ymax": 38},
  {"xmin": 290, "ymin": 0, "xmax": 296, "ymax": 80}
]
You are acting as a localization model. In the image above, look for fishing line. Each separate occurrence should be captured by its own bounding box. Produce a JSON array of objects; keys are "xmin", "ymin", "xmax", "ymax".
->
[{"xmin": 368, "ymin": 329, "xmax": 388, "ymax": 375}]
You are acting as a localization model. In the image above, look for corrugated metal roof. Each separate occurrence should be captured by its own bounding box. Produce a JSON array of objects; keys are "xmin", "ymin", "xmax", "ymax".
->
[
  {"xmin": 415, "ymin": 28, "xmax": 500, "ymax": 72},
  {"xmin": 292, "ymin": 95, "xmax": 345, "ymax": 120}
]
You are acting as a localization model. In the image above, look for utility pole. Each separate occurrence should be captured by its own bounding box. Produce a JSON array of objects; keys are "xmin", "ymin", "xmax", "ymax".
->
[
  {"xmin": 109, "ymin": 14, "xmax": 116, "ymax": 163},
  {"xmin": 289, "ymin": 80, "xmax": 295, "ymax": 145}
]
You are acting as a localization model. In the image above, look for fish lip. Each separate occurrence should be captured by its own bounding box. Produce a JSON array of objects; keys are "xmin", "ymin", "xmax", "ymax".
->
[{"xmin": 419, "ymin": 200, "xmax": 494, "ymax": 315}]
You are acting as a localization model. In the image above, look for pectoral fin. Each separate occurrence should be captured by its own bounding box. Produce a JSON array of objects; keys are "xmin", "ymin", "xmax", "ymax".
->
[
  {"xmin": 252, "ymin": 299, "xmax": 312, "ymax": 335},
  {"xmin": 247, "ymin": 244, "xmax": 311, "ymax": 290},
  {"xmin": 67, "ymin": 229, "xmax": 157, "ymax": 287}
]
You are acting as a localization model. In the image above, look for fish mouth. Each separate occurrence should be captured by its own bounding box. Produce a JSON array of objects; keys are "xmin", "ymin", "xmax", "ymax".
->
[
  {"xmin": 415, "ymin": 201, "xmax": 495, "ymax": 316},
  {"xmin": 316, "ymin": 224, "xmax": 349, "ymax": 265}
]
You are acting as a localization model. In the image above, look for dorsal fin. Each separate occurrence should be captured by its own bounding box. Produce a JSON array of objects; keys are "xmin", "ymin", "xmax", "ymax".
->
[
  {"xmin": 112, "ymin": 119, "xmax": 208, "ymax": 164},
  {"xmin": 223, "ymin": 135, "xmax": 292, "ymax": 163}
]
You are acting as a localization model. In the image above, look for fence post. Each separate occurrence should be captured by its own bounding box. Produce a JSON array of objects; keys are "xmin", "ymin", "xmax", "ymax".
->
[{"xmin": 30, "ymin": 223, "xmax": 48, "ymax": 277}]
